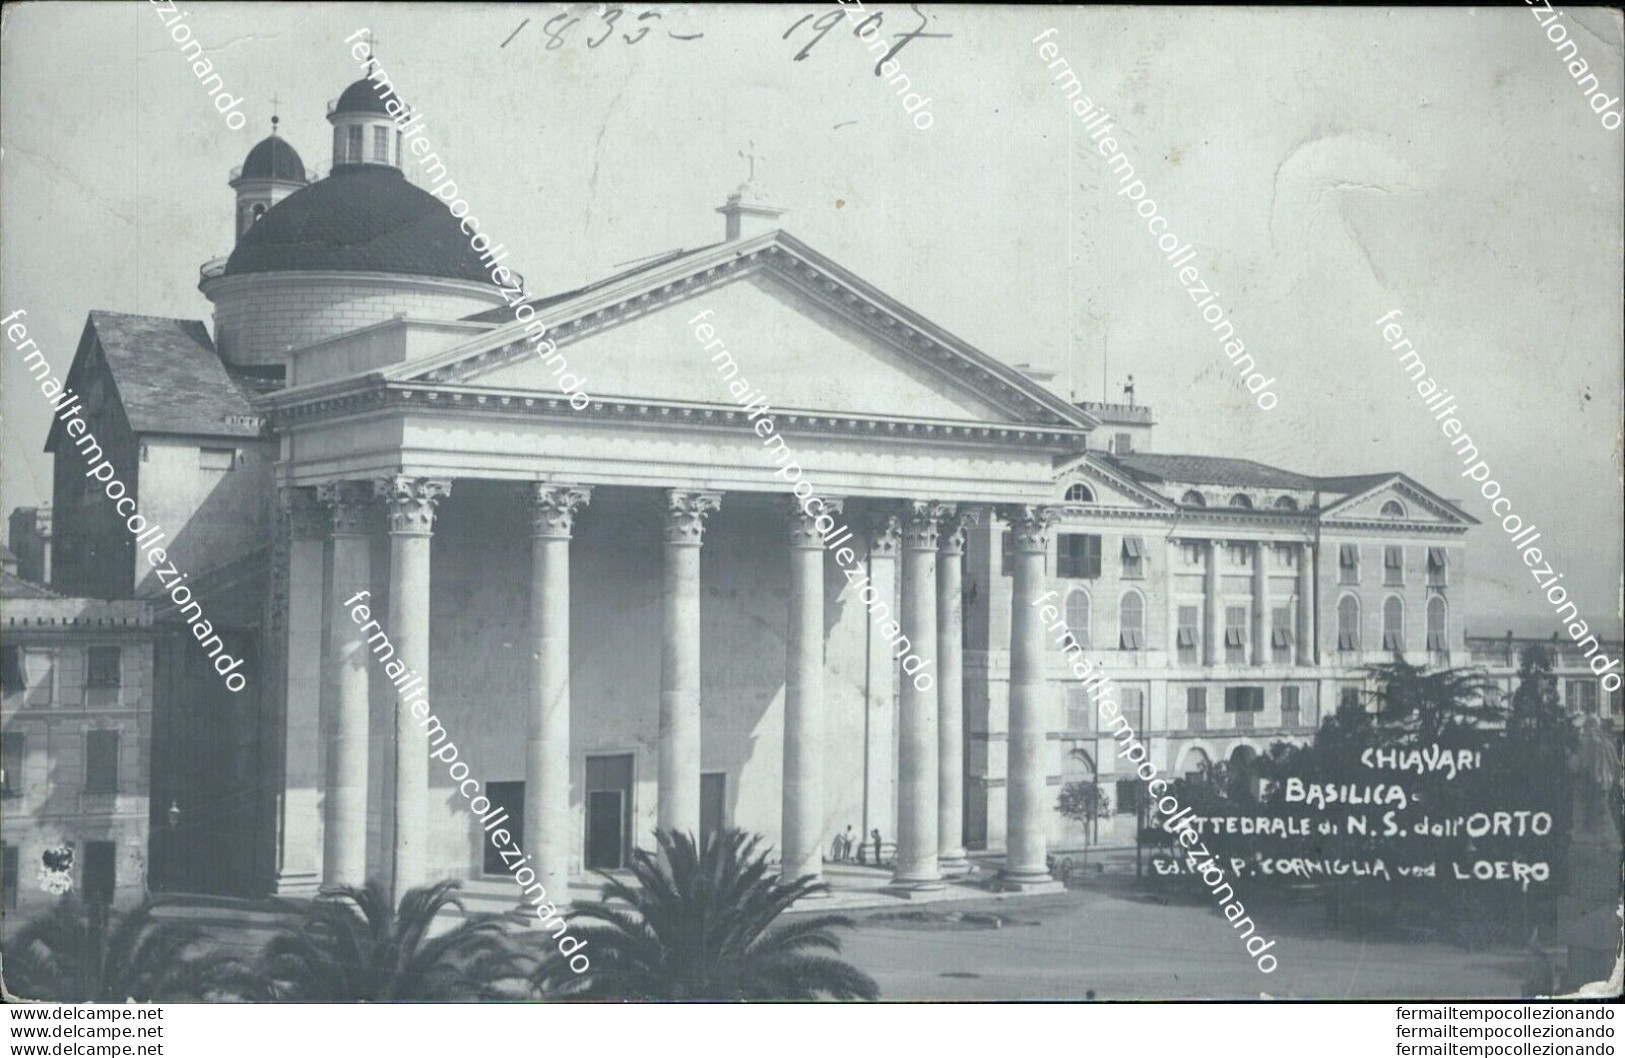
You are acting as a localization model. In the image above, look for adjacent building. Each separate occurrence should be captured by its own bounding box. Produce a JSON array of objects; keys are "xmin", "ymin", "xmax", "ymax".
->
[
  {"xmin": 966, "ymin": 409, "xmax": 1479, "ymax": 849},
  {"xmin": 0, "ymin": 572, "xmax": 155, "ymax": 929}
]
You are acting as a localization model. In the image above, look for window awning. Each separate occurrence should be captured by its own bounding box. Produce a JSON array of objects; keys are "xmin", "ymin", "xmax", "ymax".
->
[
  {"xmin": 1426, "ymin": 631, "xmax": 1447, "ymax": 651},
  {"xmin": 1427, "ymin": 547, "xmax": 1447, "ymax": 569},
  {"xmin": 1224, "ymin": 628, "xmax": 1245, "ymax": 647},
  {"xmin": 1339, "ymin": 544, "xmax": 1358, "ymax": 566},
  {"xmin": 1122, "ymin": 536, "xmax": 1145, "ymax": 558},
  {"xmin": 1119, "ymin": 629, "xmax": 1144, "ymax": 650},
  {"xmin": 1338, "ymin": 630, "xmax": 1359, "ymax": 650},
  {"xmin": 1272, "ymin": 628, "xmax": 1294, "ymax": 647},
  {"xmin": 1176, "ymin": 627, "xmax": 1197, "ymax": 647},
  {"xmin": 1383, "ymin": 631, "xmax": 1405, "ymax": 651},
  {"xmin": 1385, "ymin": 548, "xmax": 1403, "ymax": 568}
]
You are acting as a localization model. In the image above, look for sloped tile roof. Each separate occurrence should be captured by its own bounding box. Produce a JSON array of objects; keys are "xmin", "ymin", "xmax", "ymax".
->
[
  {"xmin": 1102, "ymin": 452, "xmax": 1322, "ymax": 490},
  {"xmin": 462, "ymin": 244, "xmax": 721, "ymax": 323},
  {"xmin": 0, "ymin": 569, "xmax": 60, "ymax": 600},
  {"xmin": 87, "ymin": 312, "xmax": 262, "ymax": 439},
  {"xmin": 1104, "ymin": 452, "xmax": 1412, "ymax": 497}
]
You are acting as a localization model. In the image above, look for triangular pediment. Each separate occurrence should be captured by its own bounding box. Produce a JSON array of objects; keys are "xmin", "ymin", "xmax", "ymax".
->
[
  {"xmin": 1056, "ymin": 454, "xmax": 1175, "ymax": 511},
  {"xmin": 382, "ymin": 233, "xmax": 1097, "ymax": 430},
  {"xmin": 1320, "ymin": 476, "xmax": 1477, "ymax": 527}
]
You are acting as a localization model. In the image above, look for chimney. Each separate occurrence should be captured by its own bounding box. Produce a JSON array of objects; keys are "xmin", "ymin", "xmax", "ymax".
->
[{"xmin": 717, "ymin": 192, "xmax": 786, "ymax": 241}]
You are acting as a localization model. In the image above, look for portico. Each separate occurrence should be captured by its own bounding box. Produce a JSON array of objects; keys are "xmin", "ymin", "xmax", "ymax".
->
[{"xmin": 257, "ymin": 231, "xmax": 1097, "ymax": 904}]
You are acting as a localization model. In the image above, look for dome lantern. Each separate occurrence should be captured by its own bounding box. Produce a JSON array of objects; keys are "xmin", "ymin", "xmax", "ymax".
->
[
  {"xmin": 328, "ymin": 40, "xmax": 408, "ymax": 171},
  {"xmin": 230, "ymin": 110, "xmax": 311, "ymax": 242}
]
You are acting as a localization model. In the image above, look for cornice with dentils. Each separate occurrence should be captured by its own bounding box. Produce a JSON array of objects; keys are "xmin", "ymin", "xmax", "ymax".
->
[{"xmin": 261, "ymin": 230, "xmax": 1100, "ymax": 433}]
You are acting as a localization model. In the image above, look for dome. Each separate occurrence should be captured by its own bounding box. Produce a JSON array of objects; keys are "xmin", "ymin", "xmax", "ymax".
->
[
  {"xmin": 223, "ymin": 166, "xmax": 492, "ymax": 284},
  {"xmin": 237, "ymin": 134, "xmax": 308, "ymax": 183},
  {"xmin": 334, "ymin": 77, "xmax": 396, "ymax": 116}
]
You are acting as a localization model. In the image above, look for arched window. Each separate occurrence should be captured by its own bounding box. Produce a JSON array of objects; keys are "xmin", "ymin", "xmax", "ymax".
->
[
  {"xmin": 1229, "ymin": 493, "xmax": 1254, "ymax": 509},
  {"xmin": 1118, "ymin": 591, "xmax": 1145, "ymax": 650},
  {"xmin": 1382, "ymin": 596, "xmax": 1405, "ymax": 653},
  {"xmin": 1273, "ymin": 495, "xmax": 1299, "ymax": 510},
  {"xmin": 1380, "ymin": 499, "xmax": 1407, "ymax": 518},
  {"xmin": 1063, "ymin": 745, "xmax": 1095, "ymax": 780},
  {"xmin": 1181, "ymin": 490, "xmax": 1206, "ymax": 507},
  {"xmin": 1065, "ymin": 589, "xmax": 1091, "ymax": 650},
  {"xmin": 1426, "ymin": 596, "xmax": 1448, "ymax": 659},
  {"xmin": 1179, "ymin": 747, "xmax": 1211, "ymax": 780},
  {"xmin": 1065, "ymin": 483, "xmax": 1095, "ymax": 503},
  {"xmin": 1337, "ymin": 595, "xmax": 1360, "ymax": 652}
]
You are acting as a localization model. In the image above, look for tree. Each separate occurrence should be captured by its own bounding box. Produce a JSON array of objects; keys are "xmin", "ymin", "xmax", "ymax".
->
[
  {"xmin": 1055, "ymin": 773, "xmax": 1111, "ymax": 864},
  {"xmin": 566, "ymin": 828, "xmax": 879, "ymax": 1000},
  {"xmin": 1365, "ymin": 659, "xmax": 1503, "ymax": 745},
  {"xmin": 258, "ymin": 879, "xmax": 527, "ymax": 1001},
  {"xmin": 4, "ymin": 897, "xmax": 259, "ymax": 1002}
]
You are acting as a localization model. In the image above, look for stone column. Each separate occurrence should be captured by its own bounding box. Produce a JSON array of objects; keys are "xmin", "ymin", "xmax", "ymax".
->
[
  {"xmin": 783, "ymin": 498, "xmax": 839, "ymax": 884},
  {"xmin": 862, "ymin": 510, "xmax": 901, "ymax": 845},
  {"xmin": 375, "ymin": 475, "xmax": 450, "ymax": 905},
  {"xmin": 1297, "ymin": 543, "xmax": 1316, "ymax": 666},
  {"xmin": 1252, "ymin": 542, "xmax": 1269, "ymax": 666},
  {"xmin": 1203, "ymin": 540, "xmax": 1220, "ymax": 666},
  {"xmin": 317, "ymin": 482, "xmax": 373, "ymax": 888},
  {"xmin": 1000, "ymin": 504, "xmax": 1062, "ymax": 889},
  {"xmin": 273, "ymin": 487, "xmax": 327, "ymax": 894},
  {"xmin": 890, "ymin": 501, "xmax": 949, "ymax": 892},
  {"xmin": 659, "ymin": 490, "xmax": 721, "ymax": 842},
  {"xmin": 937, "ymin": 509, "xmax": 973, "ymax": 876},
  {"xmin": 527, "ymin": 484, "xmax": 591, "ymax": 907}
]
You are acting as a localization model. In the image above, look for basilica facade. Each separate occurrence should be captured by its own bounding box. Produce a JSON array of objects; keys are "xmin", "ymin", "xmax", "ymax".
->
[{"xmin": 7, "ymin": 73, "xmax": 1490, "ymax": 911}]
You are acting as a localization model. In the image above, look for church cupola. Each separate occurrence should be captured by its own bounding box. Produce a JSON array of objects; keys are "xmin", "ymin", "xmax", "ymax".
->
[
  {"xmin": 230, "ymin": 114, "xmax": 310, "ymax": 241},
  {"xmin": 328, "ymin": 55, "xmax": 408, "ymax": 171}
]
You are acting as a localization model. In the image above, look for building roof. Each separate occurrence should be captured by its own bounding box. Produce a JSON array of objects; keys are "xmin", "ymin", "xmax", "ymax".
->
[
  {"xmin": 54, "ymin": 313, "xmax": 262, "ymax": 442},
  {"xmin": 224, "ymin": 166, "xmax": 493, "ymax": 284},
  {"xmin": 462, "ymin": 245, "xmax": 721, "ymax": 323},
  {"xmin": 1103, "ymin": 452, "xmax": 1416, "ymax": 497},
  {"xmin": 237, "ymin": 134, "xmax": 309, "ymax": 183},
  {"xmin": 1074, "ymin": 401, "xmax": 1154, "ymax": 426},
  {"xmin": 1102, "ymin": 452, "xmax": 1322, "ymax": 490},
  {"xmin": 1, "ymin": 569, "xmax": 60, "ymax": 600},
  {"xmin": 335, "ymin": 77, "xmax": 395, "ymax": 116}
]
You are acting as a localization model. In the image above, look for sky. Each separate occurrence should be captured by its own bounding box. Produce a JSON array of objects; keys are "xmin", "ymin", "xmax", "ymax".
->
[{"xmin": 1, "ymin": 3, "xmax": 1620, "ymax": 631}]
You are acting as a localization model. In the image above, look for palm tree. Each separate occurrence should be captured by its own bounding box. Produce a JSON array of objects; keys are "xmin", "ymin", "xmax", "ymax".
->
[
  {"xmin": 258, "ymin": 879, "xmax": 527, "ymax": 1001},
  {"xmin": 4, "ymin": 897, "xmax": 259, "ymax": 1002},
  {"xmin": 567, "ymin": 828, "xmax": 879, "ymax": 1000}
]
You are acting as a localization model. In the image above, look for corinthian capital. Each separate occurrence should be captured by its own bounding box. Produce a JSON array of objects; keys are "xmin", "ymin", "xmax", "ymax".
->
[
  {"xmin": 664, "ymin": 490, "xmax": 723, "ymax": 545},
  {"xmin": 530, "ymin": 484, "xmax": 593, "ymax": 539},
  {"xmin": 939, "ymin": 505, "xmax": 983, "ymax": 556},
  {"xmin": 788, "ymin": 497, "xmax": 843, "ymax": 549},
  {"xmin": 999, "ymin": 504, "xmax": 1062, "ymax": 553},
  {"xmin": 374, "ymin": 476, "xmax": 452, "ymax": 535},
  {"xmin": 315, "ymin": 481, "xmax": 375, "ymax": 537},
  {"xmin": 899, "ymin": 501, "xmax": 955, "ymax": 552},
  {"xmin": 866, "ymin": 509, "xmax": 902, "ymax": 558}
]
